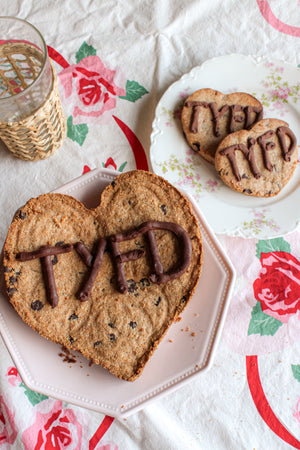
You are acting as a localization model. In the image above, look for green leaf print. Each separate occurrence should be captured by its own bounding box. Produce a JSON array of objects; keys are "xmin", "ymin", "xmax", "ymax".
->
[
  {"xmin": 20, "ymin": 382, "xmax": 48, "ymax": 406},
  {"xmin": 256, "ymin": 238, "xmax": 291, "ymax": 260},
  {"xmin": 75, "ymin": 41, "xmax": 97, "ymax": 63},
  {"xmin": 248, "ymin": 302, "xmax": 283, "ymax": 336},
  {"xmin": 67, "ymin": 116, "xmax": 89, "ymax": 146},
  {"xmin": 118, "ymin": 161, "xmax": 127, "ymax": 172},
  {"xmin": 119, "ymin": 80, "xmax": 148, "ymax": 102},
  {"xmin": 292, "ymin": 365, "xmax": 300, "ymax": 382}
]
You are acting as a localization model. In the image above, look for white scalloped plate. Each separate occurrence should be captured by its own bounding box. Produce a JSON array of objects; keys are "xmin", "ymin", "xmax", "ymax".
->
[
  {"xmin": 150, "ymin": 54, "xmax": 300, "ymax": 238},
  {"xmin": 0, "ymin": 168, "xmax": 235, "ymax": 418}
]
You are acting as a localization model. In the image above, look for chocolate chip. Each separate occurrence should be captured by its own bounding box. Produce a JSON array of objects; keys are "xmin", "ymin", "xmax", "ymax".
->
[
  {"xmin": 9, "ymin": 276, "xmax": 17, "ymax": 285},
  {"xmin": 160, "ymin": 204, "xmax": 167, "ymax": 215},
  {"xmin": 68, "ymin": 313, "xmax": 78, "ymax": 320},
  {"xmin": 31, "ymin": 300, "xmax": 44, "ymax": 311},
  {"xmin": 127, "ymin": 279, "xmax": 137, "ymax": 293},
  {"xmin": 18, "ymin": 210, "xmax": 26, "ymax": 220},
  {"xmin": 129, "ymin": 321, "xmax": 137, "ymax": 328},
  {"xmin": 243, "ymin": 189, "xmax": 252, "ymax": 194},
  {"xmin": 108, "ymin": 322, "xmax": 115, "ymax": 328},
  {"xmin": 109, "ymin": 333, "xmax": 116, "ymax": 342},
  {"xmin": 155, "ymin": 297, "xmax": 161, "ymax": 306},
  {"xmin": 241, "ymin": 174, "xmax": 249, "ymax": 179},
  {"xmin": 134, "ymin": 240, "xmax": 144, "ymax": 248},
  {"xmin": 94, "ymin": 340, "xmax": 102, "ymax": 347},
  {"xmin": 139, "ymin": 278, "xmax": 150, "ymax": 289},
  {"xmin": 55, "ymin": 241, "xmax": 64, "ymax": 246},
  {"xmin": 69, "ymin": 336, "xmax": 74, "ymax": 344},
  {"xmin": 111, "ymin": 181, "xmax": 116, "ymax": 188},
  {"xmin": 3, "ymin": 266, "xmax": 13, "ymax": 273},
  {"xmin": 51, "ymin": 255, "xmax": 58, "ymax": 265},
  {"xmin": 181, "ymin": 295, "xmax": 187, "ymax": 303}
]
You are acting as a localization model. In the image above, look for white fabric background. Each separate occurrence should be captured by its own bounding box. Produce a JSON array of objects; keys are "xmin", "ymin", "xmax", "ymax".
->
[{"xmin": 0, "ymin": 1, "xmax": 300, "ymax": 449}]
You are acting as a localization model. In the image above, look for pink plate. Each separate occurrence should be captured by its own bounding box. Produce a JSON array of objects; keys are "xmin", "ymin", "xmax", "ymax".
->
[{"xmin": 0, "ymin": 168, "xmax": 235, "ymax": 418}]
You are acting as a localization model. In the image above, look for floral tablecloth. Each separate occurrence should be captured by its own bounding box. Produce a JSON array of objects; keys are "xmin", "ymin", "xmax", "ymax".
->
[{"xmin": 0, "ymin": 1, "xmax": 300, "ymax": 449}]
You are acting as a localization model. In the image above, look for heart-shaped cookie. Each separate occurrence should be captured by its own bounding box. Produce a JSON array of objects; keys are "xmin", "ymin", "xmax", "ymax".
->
[
  {"xmin": 3, "ymin": 170, "xmax": 202, "ymax": 381},
  {"xmin": 181, "ymin": 88, "xmax": 263, "ymax": 164},
  {"xmin": 215, "ymin": 119, "xmax": 298, "ymax": 197}
]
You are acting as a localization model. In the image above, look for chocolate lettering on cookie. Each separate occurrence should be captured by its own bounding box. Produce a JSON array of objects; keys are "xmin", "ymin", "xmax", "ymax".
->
[
  {"xmin": 276, "ymin": 126, "xmax": 297, "ymax": 161},
  {"xmin": 209, "ymin": 102, "xmax": 230, "ymax": 137},
  {"xmin": 109, "ymin": 237, "xmax": 128, "ymax": 294},
  {"xmin": 244, "ymin": 106, "xmax": 263, "ymax": 129},
  {"xmin": 16, "ymin": 244, "xmax": 73, "ymax": 308},
  {"xmin": 17, "ymin": 244, "xmax": 73, "ymax": 261},
  {"xmin": 220, "ymin": 138, "xmax": 261, "ymax": 181},
  {"xmin": 144, "ymin": 221, "xmax": 192, "ymax": 284},
  {"xmin": 185, "ymin": 101, "xmax": 262, "ymax": 137},
  {"xmin": 257, "ymin": 130, "xmax": 275, "ymax": 171},
  {"xmin": 41, "ymin": 247, "xmax": 59, "ymax": 308},
  {"xmin": 74, "ymin": 242, "xmax": 93, "ymax": 267},
  {"xmin": 114, "ymin": 221, "xmax": 192, "ymax": 284},
  {"xmin": 185, "ymin": 101, "xmax": 209, "ymax": 133},
  {"xmin": 220, "ymin": 126, "xmax": 296, "ymax": 181},
  {"xmin": 78, "ymin": 238, "xmax": 107, "ymax": 301},
  {"xmin": 17, "ymin": 223, "xmax": 192, "ymax": 303},
  {"xmin": 229, "ymin": 105, "xmax": 244, "ymax": 133},
  {"xmin": 120, "ymin": 249, "xmax": 145, "ymax": 263},
  {"xmin": 79, "ymin": 221, "xmax": 192, "ymax": 298}
]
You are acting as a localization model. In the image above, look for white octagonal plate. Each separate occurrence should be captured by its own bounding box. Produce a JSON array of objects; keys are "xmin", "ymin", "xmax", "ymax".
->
[{"xmin": 0, "ymin": 168, "xmax": 235, "ymax": 418}]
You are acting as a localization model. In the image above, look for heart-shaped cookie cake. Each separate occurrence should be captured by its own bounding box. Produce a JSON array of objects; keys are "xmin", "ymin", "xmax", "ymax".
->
[
  {"xmin": 181, "ymin": 88, "xmax": 263, "ymax": 164},
  {"xmin": 215, "ymin": 119, "xmax": 298, "ymax": 197},
  {"xmin": 2, "ymin": 170, "xmax": 203, "ymax": 381}
]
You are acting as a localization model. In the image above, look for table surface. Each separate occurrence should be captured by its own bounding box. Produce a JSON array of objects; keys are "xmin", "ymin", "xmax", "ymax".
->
[{"xmin": 0, "ymin": 1, "xmax": 300, "ymax": 449}]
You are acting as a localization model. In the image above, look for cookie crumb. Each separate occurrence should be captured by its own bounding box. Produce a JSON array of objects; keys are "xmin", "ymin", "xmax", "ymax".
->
[{"xmin": 191, "ymin": 332, "xmax": 196, "ymax": 337}]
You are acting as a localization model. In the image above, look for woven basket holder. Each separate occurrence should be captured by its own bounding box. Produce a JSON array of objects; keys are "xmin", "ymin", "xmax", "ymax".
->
[{"xmin": 0, "ymin": 43, "xmax": 66, "ymax": 161}]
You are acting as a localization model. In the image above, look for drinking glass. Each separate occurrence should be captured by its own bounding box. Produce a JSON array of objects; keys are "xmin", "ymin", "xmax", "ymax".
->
[{"xmin": 0, "ymin": 16, "xmax": 66, "ymax": 160}]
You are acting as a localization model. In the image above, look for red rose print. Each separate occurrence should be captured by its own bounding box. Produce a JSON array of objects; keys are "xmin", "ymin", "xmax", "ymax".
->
[
  {"xmin": 104, "ymin": 157, "xmax": 117, "ymax": 170},
  {"xmin": 59, "ymin": 55, "xmax": 126, "ymax": 124},
  {"xmin": 0, "ymin": 395, "xmax": 17, "ymax": 446},
  {"xmin": 253, "ymin": 251, "xmax": 300, "ymax": 323},
  {"xmin": 6, "ymin": 366, "xmax": 22, "ymax": 387},
  {"xmin": 22, "ymin": 400, "xmax": 83, "ymax": 449}
]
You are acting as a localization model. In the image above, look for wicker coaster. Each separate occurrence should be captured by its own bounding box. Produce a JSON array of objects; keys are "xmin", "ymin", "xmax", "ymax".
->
[{"xmin": 0, "ymin": 43, "xmax": 66, "ymax": 161}]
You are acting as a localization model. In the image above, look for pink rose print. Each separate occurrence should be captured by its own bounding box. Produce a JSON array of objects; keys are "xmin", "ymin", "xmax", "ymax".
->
[
  {"xmin": 94, "ymin": 443, "xmax": 118, "ymax": 450},
  {"xmin": 59, "ymin": 55, "xmax": 126, "ymax": 124},
  {"xmin": 253, "ymin": 251, "xmax": 300, "ymax": 323},
  {"xmin": 0, "ymin": 396, "xmax": 17, "ymax": 446},
  {"xmin": 22, "ymin": 400, "xmax": 82, "ymax": 449},
  {"xmin": 294, "ymin": 398, "xmax": 300, "ymax": 423}
]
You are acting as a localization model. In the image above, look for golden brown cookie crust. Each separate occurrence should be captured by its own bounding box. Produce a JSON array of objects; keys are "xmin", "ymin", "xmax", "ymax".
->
[
  {"xmin": 181, "ymin": 88, "xmax": 263, "ymax": 164},
  {"xmin": 3, "ymin": 170, "xmax": 203, "ymax": 381},
  {"xmin": 215, "ymin": 119, "xmax": 298, "ymax": 197}
]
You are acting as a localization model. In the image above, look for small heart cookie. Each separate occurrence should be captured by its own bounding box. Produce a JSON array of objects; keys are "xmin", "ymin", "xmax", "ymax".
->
[
  {"xmin": 181, "ymin": 88, "xmax": 263, "ymax": 164},
  {"xmin": 3, "ymin": 170, "xmax": 203, "ymax": 381},
  {"xmin": 215, "ymin": 119, "xmax": 298, "ymax": 197}
]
